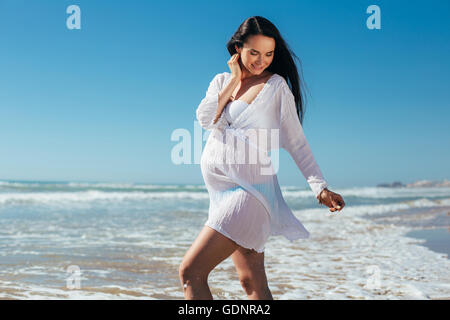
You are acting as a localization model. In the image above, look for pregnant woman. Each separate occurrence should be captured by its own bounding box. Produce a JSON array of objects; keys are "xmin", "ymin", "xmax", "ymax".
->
[{"xmin": 179, "ymin": 16, "xmax": 345, "ymax": 300}]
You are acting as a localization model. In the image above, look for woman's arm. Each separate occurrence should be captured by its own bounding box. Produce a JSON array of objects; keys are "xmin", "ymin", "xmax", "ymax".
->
[
  {"xmin": 278, "ymin": 81, "xmax": 346, "ymax": 212},
  {"xmin": 196, "ymin": 73, "xmax": 240, "ymax": 130},
  {"xmin": 278, "ymin": 82, "xmax": 329, "ymax": 198}
]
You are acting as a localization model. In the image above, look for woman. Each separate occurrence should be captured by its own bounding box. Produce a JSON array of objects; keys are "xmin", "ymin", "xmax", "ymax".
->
[{"xmin": 179, "ymin": 16, "xmax": 345, "ymax": 300}]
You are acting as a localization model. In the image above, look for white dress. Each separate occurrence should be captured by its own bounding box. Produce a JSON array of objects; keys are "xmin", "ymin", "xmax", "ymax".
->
[{"xmin": 196, "ymin": 72, "xmax": 328, "ymax": 253}]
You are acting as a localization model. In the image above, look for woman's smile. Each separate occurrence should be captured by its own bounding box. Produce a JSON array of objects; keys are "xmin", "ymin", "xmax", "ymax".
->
[{"xmin": 252, "ymin": 64, "xmax": 264, "ymax": 71}]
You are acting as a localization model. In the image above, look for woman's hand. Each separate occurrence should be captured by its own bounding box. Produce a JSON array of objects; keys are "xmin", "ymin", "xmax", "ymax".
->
[
  {"xmin": 227, "ymin": 53, "xmax": 242, "ymax": 80},
  {"xmin": 317, "ymin": 188, "xmax": 345, "ymax": 213},
  {"xmin": 211, "ymin": 54, "xmax": 242, "ymax": 125}
]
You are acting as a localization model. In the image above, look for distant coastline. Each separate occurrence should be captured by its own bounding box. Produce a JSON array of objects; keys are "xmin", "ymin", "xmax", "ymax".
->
[{"xmin": 377, "ymin": 179, "xmax": 450, "ymax": 188}]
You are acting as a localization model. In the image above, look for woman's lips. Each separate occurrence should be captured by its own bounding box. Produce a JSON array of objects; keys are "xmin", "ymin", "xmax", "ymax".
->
[{"xmin": 252, "ymin": 64, "xmax": 263, "ymax": 70}]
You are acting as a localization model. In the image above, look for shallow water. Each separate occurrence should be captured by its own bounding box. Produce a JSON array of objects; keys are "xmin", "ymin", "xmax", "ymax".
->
[
  {"xmin": 405, "ymin": 228, "xmax": 450, "ymax": 257},
  {"xmin": 0, "ymin": 180, "xmax": 449, "ymax": 299}
]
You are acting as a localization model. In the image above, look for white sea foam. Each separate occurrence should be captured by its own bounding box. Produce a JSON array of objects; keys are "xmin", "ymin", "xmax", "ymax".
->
[
  {"xmin": 0, "ymin": 180, "xmax": 205, "ymax": 191},
  {"xmin": 204, "ymin": 203, "xmax": 450, "ymax": 300},
  {"xmin": 0, "ymin": 184, "xmax": 449, "ymax": 300},
  {"xmin": 283, "ymin": 186, "xmax": 450, "ymax": 199},
  {"xmin": 0, "ymin": 190, "xmax": 209, "ymax": 206}
]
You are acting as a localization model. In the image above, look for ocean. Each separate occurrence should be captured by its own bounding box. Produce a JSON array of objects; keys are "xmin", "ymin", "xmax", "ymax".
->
[{"xmin": 0, "ymin": 180, "xmax": 449, "ymax": 299}]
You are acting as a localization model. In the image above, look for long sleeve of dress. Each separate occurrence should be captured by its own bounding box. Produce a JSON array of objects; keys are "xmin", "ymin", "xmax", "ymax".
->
[
  {"xmin": 279, "ymin": 83, "xmax": 329, "ymax": 198},
  {"xmin": 196, "ymin": 73, "xmax": 229, "ymax": 131}
]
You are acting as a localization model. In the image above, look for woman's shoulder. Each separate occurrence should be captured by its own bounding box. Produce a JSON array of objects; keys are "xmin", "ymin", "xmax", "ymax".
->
[
  {"xmin": 272, "ymin": 75, "xmax": 293, "ymax": 98},
  {"xmin": 269, "ymin": 73, "xmax": 289, "ymax": 92},
  {"xmin": 210, "ymin": 72, "xmax": 230, "ymax": 86},
  {"xmin": 270, "ymin": 73, "xmax": 288, "ymax": 89}
]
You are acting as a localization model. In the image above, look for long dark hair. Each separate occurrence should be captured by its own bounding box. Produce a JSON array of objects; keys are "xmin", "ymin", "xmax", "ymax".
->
[{"xmin": 226, "ymin": 16, "xmax": 309, "ymax": 125}]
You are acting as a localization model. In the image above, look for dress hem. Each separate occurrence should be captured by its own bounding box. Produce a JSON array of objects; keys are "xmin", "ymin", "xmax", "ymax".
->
[{"xmin": 204, "ymin": 221, "xmax": 266, "ymax": 253}]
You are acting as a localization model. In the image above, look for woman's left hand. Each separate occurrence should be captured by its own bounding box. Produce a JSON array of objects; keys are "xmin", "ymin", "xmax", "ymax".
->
[{"xmin": 317, "ymin": 188, "xmax": 345, "ymax": 213}]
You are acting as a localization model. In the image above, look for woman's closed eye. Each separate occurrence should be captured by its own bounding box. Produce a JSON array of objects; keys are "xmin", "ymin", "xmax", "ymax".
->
[{"xmin": 251, "ymin": 52, "xmax": 272, "ymax": 57}]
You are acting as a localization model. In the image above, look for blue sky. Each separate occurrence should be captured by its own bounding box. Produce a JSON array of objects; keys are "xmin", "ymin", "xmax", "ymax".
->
[{"xmin": 0, "ymin": 0, "xmax": 449, "ymax": 188}]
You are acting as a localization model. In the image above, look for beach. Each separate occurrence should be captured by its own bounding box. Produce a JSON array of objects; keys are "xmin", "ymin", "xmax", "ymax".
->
[
  {"xmin": 369, "ymin": 205, "xmax": 450, "ymax": 258},
  {"xmin": 406, "ymin": 228, "xmax": 450, "ymax": 258},
  {"xmin": 0, "ymin": 180, "xmax": 449, "ymax": 299}
]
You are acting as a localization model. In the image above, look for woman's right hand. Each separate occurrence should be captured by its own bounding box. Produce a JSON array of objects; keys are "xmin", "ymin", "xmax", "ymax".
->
[{"xmin": 227, "ymin": 53, "xmax": 242, "ymax": 80}]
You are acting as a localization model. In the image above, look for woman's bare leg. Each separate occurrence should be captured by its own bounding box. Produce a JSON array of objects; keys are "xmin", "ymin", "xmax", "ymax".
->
[
  {"xmin": 179, "ymin": 225, "xmax": 239, "ymax": 299},
  {"xmin": 231, "ymin": 246, "xmax": 273, "ymax": 300}
]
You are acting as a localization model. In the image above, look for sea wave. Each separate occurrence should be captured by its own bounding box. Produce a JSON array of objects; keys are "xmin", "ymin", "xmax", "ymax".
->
[{"xmin": 0, "ymin": 190, "xmax": 209, "ymax": 205}]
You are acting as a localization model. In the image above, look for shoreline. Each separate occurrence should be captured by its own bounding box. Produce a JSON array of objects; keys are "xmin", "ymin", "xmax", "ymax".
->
[
  {"xmin": 368, "ymin": 205, "xmax": 450, "ymax": 259},
  {"xmin": 405, "ymin": 227, "xmax": 450, "ymax": 259}
]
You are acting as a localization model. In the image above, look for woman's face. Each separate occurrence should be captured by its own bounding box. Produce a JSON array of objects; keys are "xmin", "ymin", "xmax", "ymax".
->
[{"xmin": 235, "ymin": 34, "xmax": 275, "ymax": 75}]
